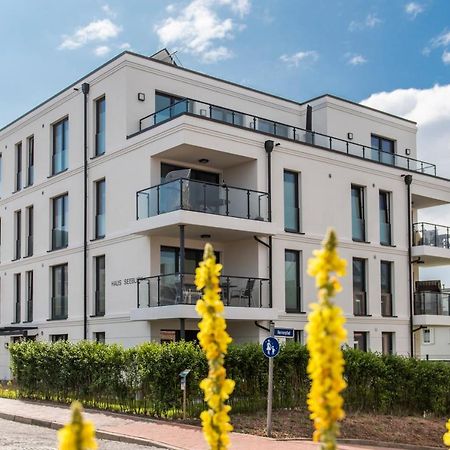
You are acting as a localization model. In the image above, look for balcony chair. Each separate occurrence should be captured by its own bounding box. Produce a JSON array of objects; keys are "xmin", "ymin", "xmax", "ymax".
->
[
  {"xmin": 162, "ymin": 169, "xmax": 191, "ymax": 211},
  {"xmin": 230, "ymin": 279, "xmax": 256, "ymax": 307}
]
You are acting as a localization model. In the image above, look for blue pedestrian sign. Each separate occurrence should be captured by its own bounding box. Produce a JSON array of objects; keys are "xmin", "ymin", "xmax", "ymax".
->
[
  {"xmin": 262, "ymin": 337, "xmax": 280, "ymax": 358},
  {"xmin": 274, "ymin": 328, "xmax": 294, "ymax": 338}
]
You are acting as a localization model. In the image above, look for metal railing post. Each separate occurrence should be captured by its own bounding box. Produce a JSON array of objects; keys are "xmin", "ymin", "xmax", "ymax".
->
[
  {"xmin": 225, "ymin": 186, "xmax": 229, "ymax": 216},
  {"xmin": 435, "ymin": 225, "xmax": 438, "ymax": 246},
  {"xmin": 179, "ymin": 179, "xmax": 183, "ymax": 210},
  {"xmin": 157, "ymin": 276, "xmax": 160, "ymax": 307},
  {"xmin": 203, "ymin": 183, "xmax": 207, "ymax": 212},
  {"xmin": 247, "ymin": 191, "xmax": 251, "ymax": 219}
]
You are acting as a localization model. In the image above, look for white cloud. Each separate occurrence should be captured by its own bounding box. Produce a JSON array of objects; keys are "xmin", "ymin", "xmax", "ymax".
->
[
  {"xmin": 349, "ymin": 13, "xmax": 382, "ymax": 31},
  {"xmin": 102, "ymin": 4, "xmax": 117, "ymax": 18},
  {"xmin": 405, "ymin": 2, "xmax": 424, "ymax": 18},
  {"xmin": 280, "ymin": 51, "xmax": 319, "ymax": 67},
  {"xmin": 443, "ymin": 50, "xmax": 450, "ymax": 64},
  {"xmin": 59, "ymin": 19, "xmax": 121, "ymax": 50},
  {"xmin": 94, "ymin": 45, "xmax": 111, "ymax": 56},
  {"xmin": 119, "ymin": 42, "xmax": 131, "ymax": 50},
  {"xmin": 154, "ymin": 0, "xmax": 250, "ymax": 63},
  {"xmin": 431, "ymin": 30, "xmax": 450, "ymax": 48},
  {"xmin": 347, "ymin": 54, "xmax": 367, "ymax": 66},
  {"xmin": 362, "ymin": 84, "xmax": 450, "ymax": 283}
]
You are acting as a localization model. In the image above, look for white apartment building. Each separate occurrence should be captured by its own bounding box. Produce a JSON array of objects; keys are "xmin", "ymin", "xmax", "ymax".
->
[{"xmin": 0, "ymin": 48, "xmax": 449, "ymax": 378}]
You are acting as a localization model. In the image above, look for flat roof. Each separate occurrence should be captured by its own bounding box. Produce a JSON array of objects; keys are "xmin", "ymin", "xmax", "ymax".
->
[{"xmin": 0, "ymin": 50, "xmax": 415, "ymax": 133}]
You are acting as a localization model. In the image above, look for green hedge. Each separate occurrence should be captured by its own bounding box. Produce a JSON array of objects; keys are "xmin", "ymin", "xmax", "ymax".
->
[{"xmin": 8, "ymin": 341, "xmax": 450, "ymax": 417}]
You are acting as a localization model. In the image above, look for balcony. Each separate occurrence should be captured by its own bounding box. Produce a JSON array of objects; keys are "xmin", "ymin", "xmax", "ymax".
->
[
  {"xmin": 133, "ymin": 178, "xmax": 275, "ymax": 239},
  {"xmin": 130, "ymin": 97, "xmax": 437, "ymax": 176},
  {"xmin": 414, "ymin": 292, "xmax": 450, "ymax": 316},
  {"xmin": 131, "ymin": 273, "xmax": 273, "ymax": 322},
  {"xmin": 412, "ymin": 222, "xmax": 450, "ymax": 265}
]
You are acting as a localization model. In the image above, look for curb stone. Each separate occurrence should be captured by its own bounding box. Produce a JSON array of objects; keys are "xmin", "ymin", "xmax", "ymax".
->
[{"xmin": 0, "ymin": 411, "xmax": 179, "ymax": 449}]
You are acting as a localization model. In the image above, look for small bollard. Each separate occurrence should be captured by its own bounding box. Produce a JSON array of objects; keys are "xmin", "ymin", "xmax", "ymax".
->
[{"xmin": 179, "ymin": 369, "xmax": 191, "ymax": 420}]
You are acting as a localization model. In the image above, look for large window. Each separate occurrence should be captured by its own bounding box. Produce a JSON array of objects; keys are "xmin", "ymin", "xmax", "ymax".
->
[
  {"xmin": 160, "ymin": 246, "xmax": 220, "ymax": 274},
  {"xmin": 51, "ymin": 334, "xmax": 68, "ymax": 342},
  {"xmin": 26, "ymin": 136, "xmax": 34, "ymax": 186},
  {"xmin": 351, "ymin": 185, "xmax": 365, "ymax": 241},
  {"xmin": 52, "ymin": 194, "xmax": 68, "ymax": 250},
  {"xmin": 51, "ymin": 264, "xmax": 68, "ymax": 320},
  {"xmin": 95, "ymin": 179, "xmax": 105, "ymax": 239},
  {"xmin": 13, "ymin": 273, "xmax": 21, "ymax": 323},
  {"xmin": 26, "ymin": 205, "xmax": 33, "ymax": 257},
  {"xmin": 15, "ymin": 142, "xmax": 22, "ymax": 192},
  {"xmin": 382, "ymin": 332, "xmax": 394, "ymax": 355},
  {"xmin": 285, "ymin": 250, "xmax": 301, "ymax": 313},
  {"xmin": 14, "ymin": 210, "xmax": 21, "ymax": 260},
  {"xmin": 95, "ymin": 255, "xmax": 105, "ymax": 316},
  {"xmin": 353, "ymin": 258, "xmax": 367, "ymax": 316},
  {"xmin": 26, "ymin": 270, "xmax": 33, "ymax": 322},
  {"xmin": 52, "ymin": 118, "xmax": 69, "ymax": 175},
  {"xmin": 379, "ymin": 191, "xmax": 391, "ymax": 245},
  {"xmin": 380, "ymin": 261, "xmax": 393, "ymax": 317},
  {"xmin": 284, "ymin": 171, "xmax": 300, "ymax": 232},
  {"xmin": 95, "ymin": 97, "xmax": 106, "ymax": 156},
  {"xmin": 354, "ymin": 331, "xmax": 368, "ymax": 351},
  {"xmin": 371, "ymin": 134, "xmax": 395, "ymax": 164}
]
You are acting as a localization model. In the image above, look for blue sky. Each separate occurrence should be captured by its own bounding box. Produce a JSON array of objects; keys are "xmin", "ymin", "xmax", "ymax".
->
[
  {"xmin": 1, "ymin": 0, "xmax": 449, "ymax": 128},
  {"xmin": 1, "ymin": 1, "xmax": 450, "ymax": 280}
]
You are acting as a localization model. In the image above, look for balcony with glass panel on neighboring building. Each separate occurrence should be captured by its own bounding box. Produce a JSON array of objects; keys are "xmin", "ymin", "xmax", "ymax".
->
[
  {"xmin": 414, "ymin": 280, "xmax": 450, "ymax": 327},
  {"xmin": 412, "ymin": 222, "xmax": 450, "ymax": 265}
]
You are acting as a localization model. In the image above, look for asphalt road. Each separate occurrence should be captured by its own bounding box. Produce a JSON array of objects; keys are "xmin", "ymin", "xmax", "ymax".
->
[{"xmin": 0, "ymin": 418, "xmax": 168, "ymax": 449}]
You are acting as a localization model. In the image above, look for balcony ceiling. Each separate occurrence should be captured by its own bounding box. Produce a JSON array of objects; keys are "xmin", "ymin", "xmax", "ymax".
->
[
  {"xmin": 412, "ymin": 193, "xmax": 449, "ymax": 209},
  {"xmin": 154, "ymin": 144, "xmax": 254, "ymax": 169},
  {"xmin": 412, "ymin": 246, "xmax": 450, "ymax": 266}
]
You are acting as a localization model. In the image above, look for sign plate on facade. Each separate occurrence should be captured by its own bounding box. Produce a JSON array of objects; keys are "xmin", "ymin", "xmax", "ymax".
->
[{"xmin": 274, "ymin": 328, "xmax": 294, "ymax": 338}]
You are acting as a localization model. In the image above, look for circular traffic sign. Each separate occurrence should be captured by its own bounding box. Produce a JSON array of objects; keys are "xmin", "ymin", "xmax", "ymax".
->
[{"xmin": 262, "ymin": 337, "xmax": 280, "ymax": 358}]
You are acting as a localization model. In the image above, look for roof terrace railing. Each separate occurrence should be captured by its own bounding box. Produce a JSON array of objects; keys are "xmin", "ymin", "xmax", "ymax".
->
[
  {"xmin": 135, "ymin": 97, "xmax": 437, "ymax": 176},
  {"xmin": 413, "ymin": 222, "xmax": 450, "ymax": 248}
]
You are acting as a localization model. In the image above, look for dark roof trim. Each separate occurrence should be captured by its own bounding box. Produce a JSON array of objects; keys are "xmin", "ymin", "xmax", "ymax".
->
[
  {"xmin": 1, "ymin": 50, "xmax": 415, "ymax": 133},
  {"xmin": 303, "ymin": 93, "xmax": 417, "ymax": 125}
]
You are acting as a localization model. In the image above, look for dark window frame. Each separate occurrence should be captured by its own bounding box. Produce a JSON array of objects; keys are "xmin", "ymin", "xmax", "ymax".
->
[
  {"xmin": 284, "ymin": 170, "xmax": 300, "ymax": 233},
  {"xmin": 351, "ymin": 184, "xmax": 366, "ymax": 242},
  {"xmin": 94, "ymin": 255, "xmax": 105, "ymax": 316},
  {"xmin": 380, "ymin": 260, "xmax": 393, "ymax": 317},
  {"xmin": 354, "ymin": 331, "xmax": 368, "ymax": 351},
  {"xmin": 51, "ymin": 263, "xmax": 68, "ymax": 320},
  {"xmin": 26, "ymin": 270, "xmax": 33, "ymax": 322},
  {"xmin": 95, "ymin": 96, "xmax": 106, "ymax": 156},
  {"xmin": 50, "ymin": 334, "xmax": 68, "ymax": 342},
  {"xmin": 26, "ymin": 205, "xmax": 33, "ymax": 257},
  {"xmin": 95, "ymin": 179, "xmax": 106, "ymax": 239},
  {"xmin": 285, "ymin": 249, "xmax": 302, "ymax": 313},
  {"xmin": 51, "ymin": 194, "xmax": 68, "ymax": 250},
  {"xmin": 26, "ymin": 136, "xmax": 34, "ymax": 187},
  {"xmin": 52, "ymin": 117, "xmax": 69, "ymax": 175},
  {"xmin": 13, "ymin": 273, "xmax": 21, "ymax": 324},
  {"xmin": 15, "ymin": 142, "xmax": 22, "ymax": 192},
  {"xmin": 353, "ymin": 257, "xmax": 368, "ymax": 316},
  {"xmin": 382, "ymin": 331, "xmax": 394, "ymax": 355},
  {"xmin": 379, "ymin": 190, "xmax": 392, "ymax": 245},
  {"xmin": 14, "ymin": 210, "xmax": 21, "ymax": 260}
]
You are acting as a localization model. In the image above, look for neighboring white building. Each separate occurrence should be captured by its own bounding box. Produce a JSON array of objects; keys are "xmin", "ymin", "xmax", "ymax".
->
[{"xmin": 0, "ymin": 49, "xmax": 449, "ymax": 378}]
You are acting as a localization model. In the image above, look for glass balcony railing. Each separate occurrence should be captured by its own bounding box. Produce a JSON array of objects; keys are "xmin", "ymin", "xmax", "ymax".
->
[
  {"xmin": 26, "ymin": 300, "xmax": 33, "ymax": 322},
  {"xmin": 95, "ymin": 214, "xmax": 105, "ymax": 238},
  {"xmin": 137, "ymin": 178, "xmax": 269, "ymax": 221},
  {"xmin": 353, "ymin": 291, "xmax": 367, "ymax": 316},
  {"xmin": 352, "ymin": 218, "xmax": 365, "ymax": 241},
  {"xmin": 380, "ymin": 222, "xmax": 392, "ymax": 245},
  {"xmin": 52, "ymin": 150, "xmax": 67, "ymax": 175},
  {"xmin": 381, "ymin": 293, "xmax": 393, "ymax": 317},
  {"xmin": 52, "ymin": 228, "xmax": 68, "ymax": 250},
  {"xmin": 135, "ymin": 97, "xmax": 437, "ymax": 176},
  {"xmin": 413, "ymin": 222, "xmax": 450, "ymax": 248},
  {"xmin": 414, "ymin": 292, "xmax": 450, "ymax": 316},
  {"xmin": 51, "ymin": 296, "xmax": 68, "ymax": 320},
  {"xmin": 137, "ymin": 273, "xmax": 270, "ymax": 308}
]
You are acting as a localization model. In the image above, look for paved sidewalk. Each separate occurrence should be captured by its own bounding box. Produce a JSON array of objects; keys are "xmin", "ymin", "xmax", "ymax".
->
[{"xmin": 0, "ymin": 398, "xmax": 416, "ymax": 450}]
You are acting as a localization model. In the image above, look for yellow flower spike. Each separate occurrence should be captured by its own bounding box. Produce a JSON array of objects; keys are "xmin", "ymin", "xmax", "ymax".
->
[
  {"xmin": 306, "ymin": 229, "xmax": 347, "ymax": 450},
  {"xmin": 444, "ymin": 419, "xmax": 450, "ymax": 447},
  {"xmin": 58, "ymin": 401, "xmax": 98, "ymax": 450},
  {"xmin": 196, "ymin": 243, "xmax": 235, "ymax": 450}
]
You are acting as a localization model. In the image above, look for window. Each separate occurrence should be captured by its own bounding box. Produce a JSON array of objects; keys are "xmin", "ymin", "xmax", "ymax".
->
[
  {"xmin": 95, "ymin": 97, "xmax": 106, "ymax": 156},
  {"xmin": 26, "ymin": 206, "xmax": 33, "ymax": 257},
  {"xmin": 371, "ymin": 135, "xmax": 395, "ymax": 165},
  {"xmin": 15, "ymin": 142, "xmax": 22, "ymax": 192},
  {"xmin": 51, "ymin": 264, "xmax": 68, "ymax": 320},
  {"xmin": 353, "ymin": 258, "xmax": 367, "ymax": 315},
  {"xmin": 14, "ymin": 210, "xmax": 21, "ymax": 260},
  {"xmin": 354, "ymin": 331, "xmax": 368, "ymax": 351},
  {"xmin": 382, "ymin": 332, "xmax": 395, "ymax": 355},
  {"xmin": 423, "ymin": 327, "xmax": 433, "ymax": 344},
  {"xmin": 379, "ymin": 191, "xmax": 391, "ymax": 245},
  {"xmin": 95, "ymin": 179, "xmax": 105, "ymax": 239},
  {"xmin": 52, "ymin": 118, "xmax": 69, "ymax": 175},
  {"xmin": 155, "ymin": 93, "xmax": 186, "ymax": 124},
  {"xmin": 0, "ymin": 153, "xmax": 3, "ymax": 197},
  {"xmin": 380, "ymin": 261, "xmax": 393, "ymax": 317},
  {"xmin": 52, "ymin": 194, "xmax": 68, "ymax": 250},
  {"xmin": 13, "ymin": 273, "xmax": 21, "ymax": 323},
  {"xmin": 26, "ymin": 271, "xmax": 33, "ymax": 322},
  {"xmin": 351, "ymin": 185, "xmax": 365, "ymax": 241},
  {"xmin": 94, "ymin": 332, "xmax": 105, "ymax": 344},
  {"xmin": 285, "ymin": 250, "xmax": 302, "ymax": 313},
  {"xmin": 26, "ymin": 136, "xmax": 34, "ymax": 186},
  {"xmin": 160, "ymin": 246, "xmax": 220, "ymax": 274},
  {"xmin": 51, "ymin": 334, "xmax": 68, "ymax": 343},
  {"xmin": 94, "ymin": 255, "xmax": 105, "ymax": 316},
  {"xmin": 284, "ymin": 171, "xmax": 300, "ymax": 232}
]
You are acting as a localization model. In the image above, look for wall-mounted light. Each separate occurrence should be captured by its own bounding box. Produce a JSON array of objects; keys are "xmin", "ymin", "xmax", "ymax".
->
[
  {"xmin": 137, "ymin": 93, "xmax": 145, "ymax": 102},
  {"xmin": 198, "ymin": 158, "xmax": 209, "ymax": 164},
  {"xmin": 347, "ymin": 132, "xmax": 353, "ymax": 140},
  {"xmin": 405, "ymin": 148, "xmax": 411, "ymax": 155}
]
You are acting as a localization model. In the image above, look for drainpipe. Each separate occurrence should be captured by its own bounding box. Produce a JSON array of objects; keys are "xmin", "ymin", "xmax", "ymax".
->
[
  {"xmin": 82, "ymin": 82, "xmax": 90, "ymax": 340},
  {"xmin": 404, "ymin": 174, "xmax": 414, "ymax": 357},
  {"xmin": 264, "ymin": 140, "xmax": 277, "ymax": 309},
  {"xmin": 179, "ymin": 224, "xmax": 185, "ymax": 340}
]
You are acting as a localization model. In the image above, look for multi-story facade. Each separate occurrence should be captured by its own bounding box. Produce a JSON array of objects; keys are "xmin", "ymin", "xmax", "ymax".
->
[{"xmin": 0, "ymin": 49, "xmax": 449, "ymax": 378}]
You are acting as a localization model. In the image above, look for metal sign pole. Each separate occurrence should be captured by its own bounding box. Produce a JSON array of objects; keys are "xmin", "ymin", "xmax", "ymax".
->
[
  {"xmin": 266, "ymin": 321, "xmax": 274, "ymax": 437},
  {"xmin": 183, "ymin": 380, "xmax": 187, "ymax": 420}
]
